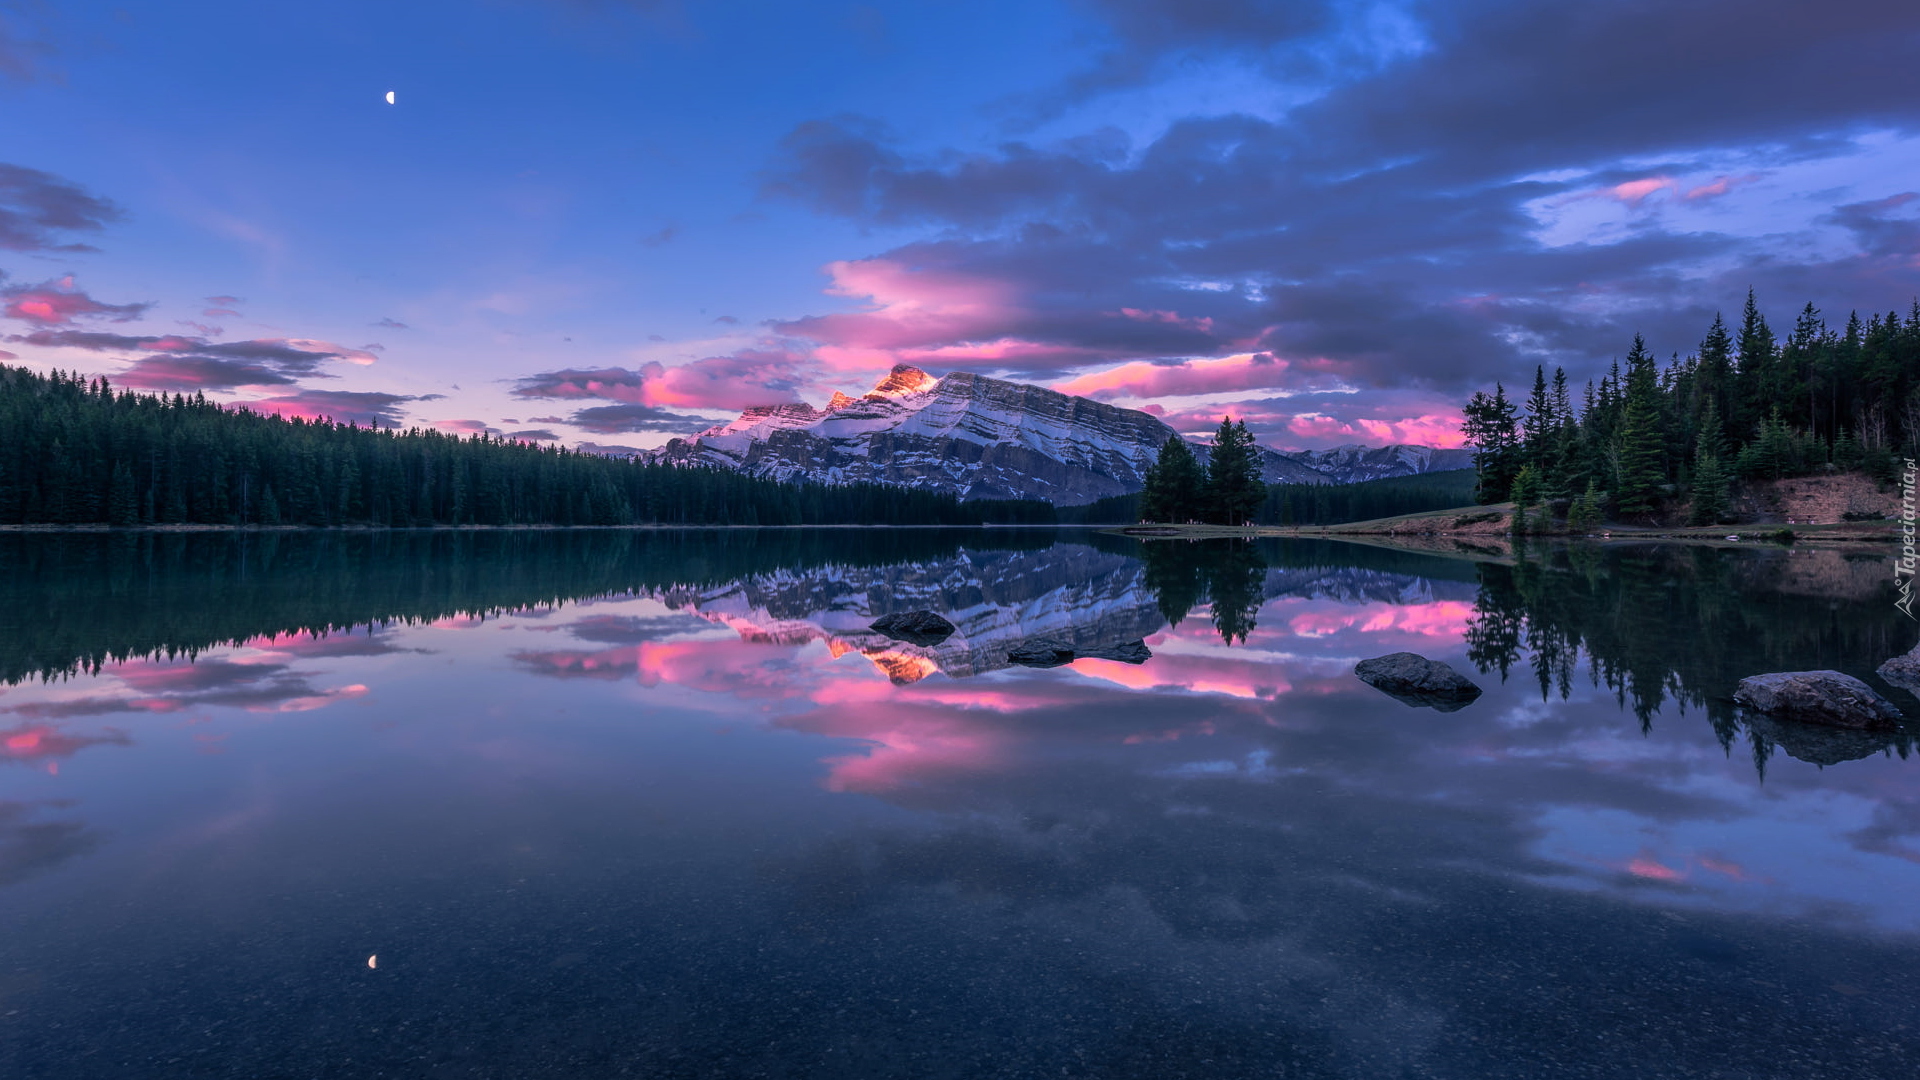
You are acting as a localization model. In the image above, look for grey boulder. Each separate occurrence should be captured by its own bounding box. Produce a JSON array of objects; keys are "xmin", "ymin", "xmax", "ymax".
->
[
  {"xmin": 1006, "ymin": 639, "xmax": 1077, "ymax": 668},
  {"xmin": 1732, "ymin": 671, "xmax": 1902, "ymax": 730},
  {"xmin": 1354, "ymin": 652, "xmax": 1483, "ymax": 712},
  {"xmin": 869, "ymin": 610, "xmax": 957, "ymax": 647},
  {"xmin": 1876, "ymin": 645, "xmax": 1920, "ymax": 696}
]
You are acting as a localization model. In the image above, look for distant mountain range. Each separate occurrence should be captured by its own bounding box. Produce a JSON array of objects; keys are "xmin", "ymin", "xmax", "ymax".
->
[{"xmin": 650, "ymin": 364, "xmax": 1473, "ymax": 505}]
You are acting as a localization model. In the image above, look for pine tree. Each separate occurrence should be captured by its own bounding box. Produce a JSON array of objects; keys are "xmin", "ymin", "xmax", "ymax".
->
[
  {"xmin": 1521, "ymin": 366, "xmax": 1553, "ymax": 472},
  {"xmin": 1509, "ymin": 464, "xmax": 1541, "ymax": 533},
  {"xmin": 1613, "ymin": 334, "xmax": 1666, "ymax": 519},
  {"xmin": 1202, "ymin": 417, "xmax": 1265, "ymax": 526},
  {"xmin": 1567, "ymin": 480, "xmax": 1602, "ymax": 533},
  {"xmin": 1688, "ymin": 448, "xmax": 1729, "ymax": 525},
  {"xmin": 1141, "ymin": 435, "xmax": 1204, "ymax": 523},
  {"xmin": 1733, "ymin": 288, "xmax": 1775, "ymax": 439},
  {"xmin": 1548, "ymin": 366, "xmax": 1577, "ymax": 498},
  {"xmin": 1462, "ymin": 384, "xmax": 1520, "ymax": 503}
]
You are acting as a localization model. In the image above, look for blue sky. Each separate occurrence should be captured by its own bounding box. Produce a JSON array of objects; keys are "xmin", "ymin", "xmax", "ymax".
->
[{"xmin": 4, "ymin": 0, "xmax": 1919, "ymax": 450}]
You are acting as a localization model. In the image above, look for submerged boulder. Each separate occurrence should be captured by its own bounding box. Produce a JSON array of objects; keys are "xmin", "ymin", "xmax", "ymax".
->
[
  {"xmin": 1742, "ymin": 714, "xmax": 1899, "ymax": 768},
  {"xmin": 1006, "ymin": 638, "xmax": 1077, "ymax": 668},
  {"xmin": 1876, "ymin": 645, "xmax": 1920, "ymax": 697},
  {"xmin": 1078, "ymin": 640, "xmax": 1152, "ymax": 665},
  {"xmin": 1354, "ymin": 652, "xmax": 1483, "ymax": 712},
  {"xmin": 869, "ymin": 610, "xmax": 957, "ymax": 647},
  {"xmin": 1732, "ymin": 671, "xmax": 1901, "ymax": 730}
]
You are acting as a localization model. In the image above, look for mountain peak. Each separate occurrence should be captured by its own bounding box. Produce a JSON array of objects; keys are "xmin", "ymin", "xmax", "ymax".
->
[
  {"xmin": 867, "ymin": 364, "xmax": 938, "ymax": 398},
  {"xmin": 825, "ymin": 390, "xmax": 858, "ymax": 411}
]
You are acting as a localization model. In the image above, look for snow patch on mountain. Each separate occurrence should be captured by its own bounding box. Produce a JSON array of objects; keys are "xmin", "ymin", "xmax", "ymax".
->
[{"xmin": 649, "ymin": 364, "xmax": 1472, "ymax": 503}]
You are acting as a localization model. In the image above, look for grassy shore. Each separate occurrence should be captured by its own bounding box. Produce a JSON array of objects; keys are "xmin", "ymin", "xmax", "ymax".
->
[{"xmin": 1114, "ymin": 502, "xmax": 1900, "ymax": 544}]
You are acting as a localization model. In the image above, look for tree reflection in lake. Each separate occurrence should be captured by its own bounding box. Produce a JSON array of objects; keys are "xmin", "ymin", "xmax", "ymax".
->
[{"xmin": 1464, "ymin": 539, "xmax": 1916, "ymax": 772}]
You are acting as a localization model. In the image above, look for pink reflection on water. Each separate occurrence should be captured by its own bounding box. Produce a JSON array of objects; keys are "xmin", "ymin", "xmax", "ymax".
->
[{"xmin": 1284, "ymin": 601, "xmax": 1475, "ymax": 641}]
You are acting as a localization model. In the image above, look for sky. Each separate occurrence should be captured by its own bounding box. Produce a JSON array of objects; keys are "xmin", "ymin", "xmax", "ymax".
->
[{"xmin": 2, "ymin": 0, "xmax": 1918, "ymax": 453}]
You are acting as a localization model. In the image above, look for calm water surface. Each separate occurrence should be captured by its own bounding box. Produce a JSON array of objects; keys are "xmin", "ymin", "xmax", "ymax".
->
[{"xmin": 1, "ymin": 529, "xmax": 1917, "ymax": 1078}]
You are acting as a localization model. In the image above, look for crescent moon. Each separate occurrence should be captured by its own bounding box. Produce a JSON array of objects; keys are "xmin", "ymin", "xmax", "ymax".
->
[
  {"xmin": 385, "ymin": 91, "xmax": 395, "ymax": 105},
  {"xmin": 368, "ymin": 954, "xmax": 378, "ymax": 969}
]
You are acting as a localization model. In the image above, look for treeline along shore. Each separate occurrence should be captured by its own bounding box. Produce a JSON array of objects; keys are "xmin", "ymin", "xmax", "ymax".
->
[
  {"xmin": 1460, "ymin": 292, "xmax": 1920, "ymax": 530},
  {"xmin": 0, "ymin": 365, "xmax": 1052, "ymax": 528}
]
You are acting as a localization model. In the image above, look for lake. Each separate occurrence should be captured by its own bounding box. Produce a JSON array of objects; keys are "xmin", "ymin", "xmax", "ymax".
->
[{"xmin": 2, "ymin": 529, "xmax": 1916, "ymax": 1078}]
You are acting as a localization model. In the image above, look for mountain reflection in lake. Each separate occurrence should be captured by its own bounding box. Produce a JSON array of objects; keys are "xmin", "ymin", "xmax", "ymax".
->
[{"xmin": 2, "ymin": 530, "xmax": 1917, "ymax": 1079}]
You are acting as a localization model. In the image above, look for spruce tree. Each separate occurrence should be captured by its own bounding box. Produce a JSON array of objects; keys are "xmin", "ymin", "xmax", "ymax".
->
[
  {"xmin": 1202, "ymin": 417, "xmax": 1265, "ymax": 526},
  {"xmin": 1141, "ymin": 435, "xmax": 1204, "ymax": 523},
  {"xmin": 1509, "ymin": 464, "xmax": 1540, "ymax": 533},
  {"xmin": 1548, "ymin": 366, "xmax": 1577, "ymax": 497},
  {"xmin": 1462, "ymin": 384, "xmax": 1520, "ymax": 503},
  {"xmin": 1613, "ymin": 334, "xmax": 1666, "ymax": 519},
  {"xmin": 1688, "ymin": 449, "xmax": 1729, "ymax": 525},
  {"xmin": 1567, "ymin": 480, "xmax": 1602, "ymax": 533}
]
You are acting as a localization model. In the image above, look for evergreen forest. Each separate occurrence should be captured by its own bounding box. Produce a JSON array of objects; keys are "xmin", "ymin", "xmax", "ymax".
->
[
  {"xmin": 1460, "ymin": 292, "xmax": 1920, "ymax": 524},
  {"xmin": 0, "ymin": 365, "xmax": 1053, "ymax": 527}
]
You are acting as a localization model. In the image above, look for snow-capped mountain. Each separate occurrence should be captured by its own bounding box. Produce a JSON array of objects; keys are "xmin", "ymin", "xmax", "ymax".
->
[
  {"xmin": 650, "ymin": 364, "xmax": 1468, "ymax": 503},
  {"xmin": 1275, "ymin": 444, "xmax": 1476, "ymax": 484}
]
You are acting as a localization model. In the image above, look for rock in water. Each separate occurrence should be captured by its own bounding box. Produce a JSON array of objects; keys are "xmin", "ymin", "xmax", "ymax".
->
[
  {"xmin": 1741, "ymin": 714, "xmax": 1898, "ymax": 767},
  {"xmin": 1078, "ymin": 640, "xmax": 1152, "ymax": 664},
  {"xmin": 1006, "ymin": 639, "xmax": 1077, "ymax": 668},
  {"xmin": 1354, "ymin": 652, "xmax": 1483, "ymax": 712},
  {"xmin": 869, "ymin": 610, "xmax": 957, "ymax": 647},
  {"xmin": 1876, "ymin": 645, "xmax": 1920, "ymax": 696},
  {"xmin": 1733, "ymin": 671, "xmax": 1902, "ymax": 730}
]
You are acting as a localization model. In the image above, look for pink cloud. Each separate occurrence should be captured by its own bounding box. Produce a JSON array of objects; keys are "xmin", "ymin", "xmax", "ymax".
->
[
  {"xmin": 1623, "ymin": 851, "xmax": 1686, "ymax": 881},
  {"xmin": 1, "ymin": 275, "xmax": 151, "ymax": 325},
  {"xmin": 513, "ymin": 350, "xmax": 817, "ymax": 413},
  {"xmin": 1683, "ymin": 173, "xmax": 1762, "ymax": 201},
  {"xmin": 1606, "ymin": 176, "xmax": 1677, "ymax": 205},
  {"xmin": 1053, "ymin": 353, "xmax": 1294, "ymax": 400},
  {"xmin": 775, "ymin": 257, "xmax": 1035, "ymax": 373},
  {"xmin": 2, "ymin": 722, "xmax": 132, "ymax": 765},
  {"xmin": 645, "ymin": 349, "xmax": 813, "ymax": 410},
  {"xmin": 1284, "ymin": 411, "xmax": 1467, "ymax": 449},
  {"xmin": 234, "ymin": 390, "xmax": 420, "ymax": 426}
]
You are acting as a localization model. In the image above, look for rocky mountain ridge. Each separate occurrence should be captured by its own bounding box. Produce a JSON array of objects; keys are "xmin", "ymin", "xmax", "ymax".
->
[{"xmin": 650, "ymin": 364, "xmax": 1469, "ymax": 503}]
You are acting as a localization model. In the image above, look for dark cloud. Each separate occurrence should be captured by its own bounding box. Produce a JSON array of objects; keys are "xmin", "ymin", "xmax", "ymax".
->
[
  {"xmin": 0, "ymin": 164, "xmax": 121, "ymax": 252},
  {"xmin": 639, "ymin": 225, "xmax": 678, "ymax": 247},
  {"xmin": 513, "ymin": 365, "xmax": 652, "ymax": 402},
  {"xmin": 238, "ymin": 389, "xmax": 425, "ymax": 426},
  {"xmin": 10, "ymin": 329, "xmax": 199, "ymax": 352},
  {"xmin": 372, "ymin": 317, "xmax": 410, "ymax": 329},
  {"xmin": 569, "ymin": 402, "xmax": 712, "ymax": 433},
  {"xmin": 515, "ymin": 352, "xmax": 812, "ymax": 416},
  {"xmin": 115, "ymin": 355, "xmax": 304, "ymax": 391},
  {"xmin": 10, "ymin": 327, "xmax": 380, "ymax": 390},
  {"xmin": 506, "ymin": 428, "xmax": 560, "ymax": 441},
  {"xmin": 759, "ymin": 1, "xmax": 1920, "ymax": 394},
  {"xmin": 1826, "ymin": 192, "xmax": 1920, "ymax": 259}
]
